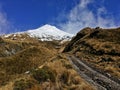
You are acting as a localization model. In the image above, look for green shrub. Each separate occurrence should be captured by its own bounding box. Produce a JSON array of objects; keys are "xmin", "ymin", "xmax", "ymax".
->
[
  {"xmin": 60, "ymin": 71, "xmax": 69, "ymax": 84},
  {"xmin": 64, "ymin": 64, "xmax": 73, "ymax": 69},
  {"xmin": 104, "ymin": 45, "xmax": 111, "ymax": 48},
  {"xmin": 13, "ymin": 79, "xmax": 35, "ymax": 90},
  {"xmin": 109, "ymin": 49, "xmax": 119, "ymax": 55},
  {"xmin": 100, "ymin": 57, "xmax": 114, "ymax": 62},
  {"xmin": 32, "ymin": 66, "xmax": 56, "ymax": 83}
]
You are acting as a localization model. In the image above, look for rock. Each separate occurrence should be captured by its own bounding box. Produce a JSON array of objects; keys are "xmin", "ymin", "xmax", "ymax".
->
[
  {"xmin": 25, "ymin": 71, "xmax": 30, "ymax": 74},
  {"xmin": 0, "ymin": 37, "xmax": 4, "ymax": 43}
]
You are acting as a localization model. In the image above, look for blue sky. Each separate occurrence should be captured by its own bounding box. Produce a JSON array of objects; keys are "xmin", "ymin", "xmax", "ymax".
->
[{"xmin": 0, "ymin": 0, "xmax": 120, "ymax": 34}]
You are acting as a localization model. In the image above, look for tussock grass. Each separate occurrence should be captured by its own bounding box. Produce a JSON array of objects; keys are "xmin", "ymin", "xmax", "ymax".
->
[
  {"xmin": 64, "ymin": 27, "xmax": 120, "ymax": 78},
  {"xmin": 0, "ymin": 37, "xmax": 56, "ymax": 86},
  {"xmin": 0, "ymin": 34, "xmax": 96, "ymax": 90},
  {"xmin": 36, "ymin": 54, "xmax": 96, "ymax": 90},
  {"xmin": 1, "ymin": 54, "xmax": 95, "ymax": 90}
]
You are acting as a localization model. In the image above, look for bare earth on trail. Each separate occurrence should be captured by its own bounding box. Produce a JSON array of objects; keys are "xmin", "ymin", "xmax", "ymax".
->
[{"xmin": 67, "ymin": 55, "xmax": 120, "ymax": 90}]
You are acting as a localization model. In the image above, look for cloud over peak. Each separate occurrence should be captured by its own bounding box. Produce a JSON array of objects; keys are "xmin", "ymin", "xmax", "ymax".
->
[{"xmin": 59, "ymin": 0, "xmax": 117, "ymax": 34}]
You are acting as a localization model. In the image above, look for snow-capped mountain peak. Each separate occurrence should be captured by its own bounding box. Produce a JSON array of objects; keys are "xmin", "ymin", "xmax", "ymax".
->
[
  {"xmin": 3, "ymin": 24, "xmax": 73, "ymax": 41},
  {"xmin": 37, "ymin": 24, "xmax": 58, "ymax": 30},
  {"xmin": 27, "ymin": 24, "xmax": 73, "ymax": 41}
]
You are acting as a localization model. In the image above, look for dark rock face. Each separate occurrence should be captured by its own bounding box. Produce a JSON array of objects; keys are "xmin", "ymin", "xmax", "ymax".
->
[
  {"xmin": 0, "ymin": 37, "xmax": 4, "ymax": 43},
  {"xmin": 63, "ymin": 27, "xmax": 93, "ymax": 52},
  {"xmin": 63, "ymin": 33, "xmax": 85, "ymax": 52}
]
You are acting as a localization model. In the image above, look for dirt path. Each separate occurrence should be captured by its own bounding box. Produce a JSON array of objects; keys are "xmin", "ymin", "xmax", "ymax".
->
[{"xmin": 67, "ymin": 55, "xmax": 120, "ymax": 90}]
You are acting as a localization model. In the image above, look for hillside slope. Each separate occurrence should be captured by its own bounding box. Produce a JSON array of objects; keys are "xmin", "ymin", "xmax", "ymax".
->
[
  {"xmin": 0, "ymin": 35, "xmax": 95, "ymax": 90},
  {"xmin": 64, "ymin": 27, "xmax": 120, "ymax": 79},
  {"xmin": 0, "ymin": 36, "xmax": 56, "ymax": 86}
]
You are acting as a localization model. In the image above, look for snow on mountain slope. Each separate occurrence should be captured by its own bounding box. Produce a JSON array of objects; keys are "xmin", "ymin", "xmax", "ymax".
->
[
  {"xmin": 26, "ymin": 24, "xmax": 73, "ymax": 41},
  {"xmin": 3, "ymin": 24, "xmax": 73, "ymax": 41}
]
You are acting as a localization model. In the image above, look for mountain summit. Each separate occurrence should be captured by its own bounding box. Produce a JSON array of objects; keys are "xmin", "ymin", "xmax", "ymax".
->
[
  {"xmin": 26, "ymin": 24, "xmax": 73, "ymax": 41},
  {"xmin": 3, "ymin": 24, "xmax": 73, "ymax": 41}
]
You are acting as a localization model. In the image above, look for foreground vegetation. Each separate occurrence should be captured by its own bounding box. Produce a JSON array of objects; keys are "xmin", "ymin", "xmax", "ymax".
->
[{"xmin": 0, "ymin": 34, "xmax": 95, "ymax": 90}]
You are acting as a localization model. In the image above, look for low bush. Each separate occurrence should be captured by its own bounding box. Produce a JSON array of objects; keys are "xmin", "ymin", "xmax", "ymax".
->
[
  {"xmin": 13, "ymin": 79, "xmax": 35, "ymax": 90},
  {"xmin": 60, "ymin": 71, "xmax": 69, "ymax": 84},
  {"xmin": 32, "ymin": 66, "xmax": 56, "ymax": 83},
  {"xmin": 64, "ymin": 64, "xmax": 73, "ymax": 69}
]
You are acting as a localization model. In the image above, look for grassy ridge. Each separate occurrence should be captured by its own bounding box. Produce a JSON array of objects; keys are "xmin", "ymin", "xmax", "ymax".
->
[{"xmin": 64, "ymin": 27, "xmax": 120, "ymax": 78}]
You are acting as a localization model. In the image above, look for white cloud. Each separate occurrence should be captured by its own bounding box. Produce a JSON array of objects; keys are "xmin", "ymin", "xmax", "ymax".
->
[
  {"xmin": 0, "ymin": 11, "xmax": 10, "ymax": 34},
  {"xmin": 0, "ymin": 5, "xmax": 15, "ymax": 35},
  {"xmin": 79, "ymin": 0, "xmax": 93, "ymax": 8},
  {"xmin": 59, "ymin": 0, "xmax": 117, "ymax": 34}
]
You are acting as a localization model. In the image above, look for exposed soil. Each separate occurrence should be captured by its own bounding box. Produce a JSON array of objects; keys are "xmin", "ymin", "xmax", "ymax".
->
[{"xmin": 67, "ymin": 55, "xmax": 120, "ymax": 90}]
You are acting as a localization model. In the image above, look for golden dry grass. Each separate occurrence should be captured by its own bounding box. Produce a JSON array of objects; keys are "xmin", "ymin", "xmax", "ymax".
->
[
  {"xmin": 64, "ymin": 27, "xmax": 120, "ymax": 79},
  {"xmin": 34, "ymin": 54, "xmax": 96, "ymax": 90},
  {"xmin": 0, "ymin": 54, "xmax": 96, "ymax": 90},
  {"xmin": 0, "ymin": 36, "xmax": 57, "ymax": 87},
  {"xmin": 0, "ymin": 34, "xmax": 96, "ymax": 90}
]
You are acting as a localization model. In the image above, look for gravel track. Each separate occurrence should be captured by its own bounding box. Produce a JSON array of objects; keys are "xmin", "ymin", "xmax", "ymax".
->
[{"xmin": 67, "ymin": 55, "xmax": 120, "ymax": 90}]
